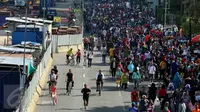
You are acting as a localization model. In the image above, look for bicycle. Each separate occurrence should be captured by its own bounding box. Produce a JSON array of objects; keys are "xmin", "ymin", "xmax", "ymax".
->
[
  {"xmin": 66, "ymin": 54, "xmax": 75, "ymax": 66},
  {"xmin": 97, "ymin": 82, "xmax": 101, "ymax": 96},
  {"xmin": 69, "ymin": 58, "xmax": 75, "ymax": 66},
  {"xmin": 66, "ymin": 81, "xmax": 72, "ymax": 96}
]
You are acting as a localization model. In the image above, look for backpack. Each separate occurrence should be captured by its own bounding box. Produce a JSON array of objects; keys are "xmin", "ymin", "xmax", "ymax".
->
[{"xmin": 97, "ymin": 74, "xmax": 103, "ymax": 81}]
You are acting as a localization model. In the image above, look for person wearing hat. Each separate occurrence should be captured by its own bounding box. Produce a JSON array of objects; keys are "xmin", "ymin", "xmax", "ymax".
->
[
  {"xmin": 128, "ymin": 102, "xmax": 138, "ymax": 112},
  {"xmin": 139, "ymin": 95, "xmax": 148, "ymax": 112}
]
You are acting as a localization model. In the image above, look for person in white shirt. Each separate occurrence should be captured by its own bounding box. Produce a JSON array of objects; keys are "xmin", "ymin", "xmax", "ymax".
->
[
  {"xmin": 49, "ymin": 70, "xmax": 57, "ymax": 93},
  {"xmin": 178, "ymin": 99, "xmax": 186, "ymax": 112},
  {"xmin": 148, "ymin": 63, "xmax": 156, "ymax": 82},
  {"xmin": 101, "ymin": 46, "xmax": 107, "ymax": 63},
  {"xmin": 87, "ymin": 50, "xmax": 93, "ymax": 67},
  {"xmin": 96, "ymin": 70, "xmax": 105, "ymax": 91},
  {"xmin": 83, "ymin": 51, "xmax": 87, "ymax": 66}
]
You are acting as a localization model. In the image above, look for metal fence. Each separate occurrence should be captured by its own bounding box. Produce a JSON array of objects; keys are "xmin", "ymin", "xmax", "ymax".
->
[
  {"xmin": 52, "ymin": 34, "xmax": 83, "ymax": 46},
  {"xmin": 22, "ymin": 42, "xmax": 52, "ymax": 112}
]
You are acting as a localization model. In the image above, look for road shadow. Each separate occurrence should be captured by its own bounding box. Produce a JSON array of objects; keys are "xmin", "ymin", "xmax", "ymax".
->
[
  {"xmin": 56, "ymin": 64, "xmax": 67, "ymax": 66},
  {"xmin": 94, "ymin": 53, "xmax": 102, "ymax": 57},
  {"xmin": 92, "ymin": 62, "xmax": 110, "ymax": 66},
  {"xmin": 90, "ymin": 86, "xmax": 119, "ymax": 92},
  {"xmin": 37, "ymin": 103, "xmax": 53, "ymax": 106},
  {"xmin": 57, "ymin": 93, "xmax": 67, "ymax": 96},
  {"xmin": 72, "ymin": 93, "xmax": 96, "ymax": 97},
  {"xmin": 55, "ymin": 108, "xmax": 84, "ymax": 111},
  {"xmin": 40, "ymin": 94, "xmax": 50, "ymax": 97},
  {"xmin": 85, "ymin": 106, "xmax": 129, "ymax": 112},
  {"xmin": 104, "ymin": 77, "xmax": 116, "ymax": 82},
  {"xmin": 101, "ymin": 69, "xmax": 110, "ymax": 72}
]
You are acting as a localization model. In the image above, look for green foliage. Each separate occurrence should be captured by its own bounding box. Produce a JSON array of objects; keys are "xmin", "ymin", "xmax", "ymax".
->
[
  {"xmin": 183, "ymin": 0, "xmax": 200, "ymax": 18},
  {"xmin": 182, "ymin": 20, "xmax": 200, "ymax": 36}
]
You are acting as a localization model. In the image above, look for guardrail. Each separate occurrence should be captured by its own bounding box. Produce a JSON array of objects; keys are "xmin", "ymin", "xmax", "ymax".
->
[{"xmin": 21, "ymin": 42, "xmax": 52, "ymax": 112}]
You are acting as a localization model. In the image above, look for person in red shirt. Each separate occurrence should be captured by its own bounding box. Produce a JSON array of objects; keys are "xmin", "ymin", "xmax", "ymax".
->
[
  {"xmin": 83, "ymin": 37, "xmax": 89, "ymax": 50},
  {"xmin": 131, "ymin": 87, "xmax": 139, "ymax": 106},
  {"xmin": 158, "ymin": 84, "xmax": 166, "ymax": 101},
  {"xmin": 51, "ymin": 84, "xmax": 58, "ymax": 104},
  {"xmin": 76, "ymin": 49, "xmax": 81, "ymax": 64}
]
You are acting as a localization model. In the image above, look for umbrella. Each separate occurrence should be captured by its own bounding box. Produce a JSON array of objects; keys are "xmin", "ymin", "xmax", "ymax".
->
[{"xmin": 192, "ymin": 35, "xmax": 200, "ymax": 43}]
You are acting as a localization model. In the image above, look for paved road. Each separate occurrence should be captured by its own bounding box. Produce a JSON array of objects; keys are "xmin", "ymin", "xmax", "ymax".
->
[{"xmin": 36, "ymin": 50, "xmax": 161, "ymax": 112}]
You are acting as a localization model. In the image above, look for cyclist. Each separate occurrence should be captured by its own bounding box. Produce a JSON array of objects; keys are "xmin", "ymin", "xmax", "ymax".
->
[
  {"xmin": 81, "ymin": 84, "xmax": 91, "ymax": 109},
  {"xmin": 96, "ymin": 70, "xmax": 105, "ymax": 92},
  {"xmin": 66, "ymin": 69, "xmax": 74, "ymax": 92},
  {"xmin": 48, "ymin": 70, "xmax": 57, "ymax": 94},
  {"xmin": 66, "ymin": 48, "xmax": 73, "ymax": 63},
  {"xmin": 52, "ymin": 66, "xmax": 58, "ymax": 80}
]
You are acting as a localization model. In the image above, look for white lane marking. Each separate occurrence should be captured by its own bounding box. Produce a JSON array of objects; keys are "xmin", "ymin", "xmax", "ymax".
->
[
  {"xmin": 118, "ymin": 91, "xmax": 126, "ymax": 111},
  {"xmin": 103, "ymin": 75, "xmax": 126, "ymax": 111},
  {"xmin": 82, "ymin": 65, "xmax": 86, "ymax": 87}
]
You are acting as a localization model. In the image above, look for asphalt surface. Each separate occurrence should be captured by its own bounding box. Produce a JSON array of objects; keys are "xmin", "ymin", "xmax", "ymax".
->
[{"xmin": 36, "ymin": 50, "xmax": 162, "ymax": 112}]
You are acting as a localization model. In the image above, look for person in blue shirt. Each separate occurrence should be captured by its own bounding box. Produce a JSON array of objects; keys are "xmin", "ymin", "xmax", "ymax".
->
[{"xmin": 129, "ymin": 102, "xmax": 138, "ymax": 112}]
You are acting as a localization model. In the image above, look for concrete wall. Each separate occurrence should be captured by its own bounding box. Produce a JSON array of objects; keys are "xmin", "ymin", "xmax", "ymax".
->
[
  {"xmin": 23, "ymin": 32, "xmax": 83, "ymax": 112},
  {"xmin": 21, "ymin": 42, "xmax": 53, "ymax": 112},
  {"xmin": 23, "ymin": 34, "xmax": 83, "ymax": 112}
]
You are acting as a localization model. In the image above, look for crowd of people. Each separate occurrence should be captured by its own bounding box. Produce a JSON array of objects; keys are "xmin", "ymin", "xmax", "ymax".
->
[{"xmin": 83, "ymin": 0, "xmax": 200, "ymax": 112}]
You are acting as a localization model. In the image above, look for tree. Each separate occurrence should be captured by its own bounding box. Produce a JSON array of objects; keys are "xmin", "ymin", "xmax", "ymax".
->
[
  {"xmin": 183, "ymin": 0, "xmax": 200, "ymax": 18},
  {"xmin": 181, "ymin": 0, "xmax": 200, "ymax": 36}
]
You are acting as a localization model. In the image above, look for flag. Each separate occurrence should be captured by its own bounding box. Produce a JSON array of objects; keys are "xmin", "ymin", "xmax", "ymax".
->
[{"xmin": 28, "ymin": 62, "xmax": 36, "ymax": 75}]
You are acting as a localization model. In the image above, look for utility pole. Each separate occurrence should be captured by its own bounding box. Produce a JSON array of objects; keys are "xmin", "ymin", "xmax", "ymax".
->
[
  {"xmin": 19, "ymin": 3, "xmax": 28, "ymax": 112},
  {"xmin": 42, "ymin": 0, "xmax": 46, "ymax": 51},
  {"xmin": 164, "ymin": 0, "xmax": 170, "ymax": 27}
]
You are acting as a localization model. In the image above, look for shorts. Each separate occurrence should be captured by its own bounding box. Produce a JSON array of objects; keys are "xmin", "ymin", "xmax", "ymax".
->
[
  {"xmin": 66, "ymin": 54, "xmax": 70, "ymax": 60},
  {"xmin": 83, "ymin": 96, "xmax": 89, "ymax": 102},
  {"xmin": 96, "ymin": 80, "xmax": 103, "ymax": 85}
]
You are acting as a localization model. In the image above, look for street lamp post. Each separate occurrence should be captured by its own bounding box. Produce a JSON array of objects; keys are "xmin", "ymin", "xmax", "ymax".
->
[{"xmin": 189, "ymin": 17, "xmax": 192, "ymax": 44}]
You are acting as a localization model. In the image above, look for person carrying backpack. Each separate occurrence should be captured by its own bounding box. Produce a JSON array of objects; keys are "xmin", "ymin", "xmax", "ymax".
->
[{"xmin": 96, "ymin": 70, "xmax": 105, "ymax": 92}]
